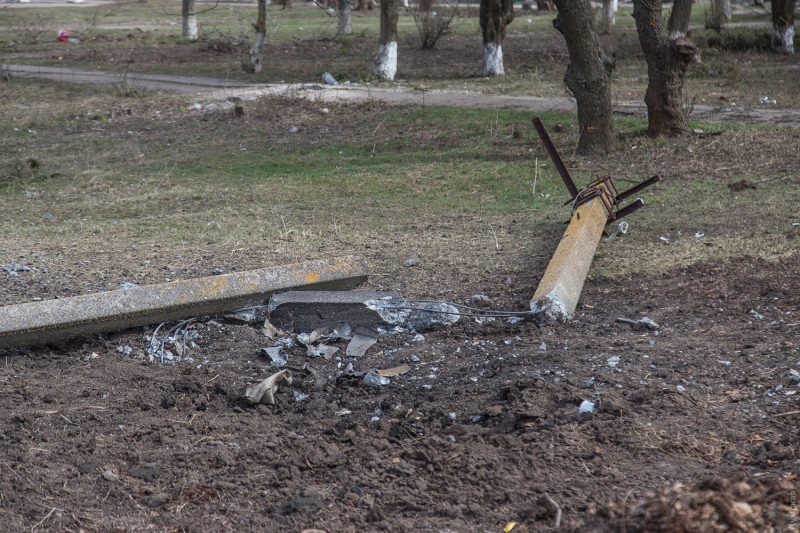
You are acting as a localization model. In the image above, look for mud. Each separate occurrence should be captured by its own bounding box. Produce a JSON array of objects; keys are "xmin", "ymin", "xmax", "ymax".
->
[{"xmin": 0, "ymin": 254, "xmax": 797, "ymax": 531}]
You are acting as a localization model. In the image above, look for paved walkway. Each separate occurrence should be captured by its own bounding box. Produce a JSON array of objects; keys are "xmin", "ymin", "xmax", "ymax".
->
[{"xmin": 4, "ymin": 63, "xmax": 799, "ymax": 126}]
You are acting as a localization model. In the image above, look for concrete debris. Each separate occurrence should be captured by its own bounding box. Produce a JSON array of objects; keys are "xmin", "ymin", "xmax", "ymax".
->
[
  {"xmin": 223, "ymin": 308, "xmax": 259, "ymax": 324},
  {"xmin": 2, "ymin": 263, "xmax": 31, "ymax": 275},
  {"xmin": 346, "ymin": 327, "xmax": 378, "ymax": 357},
  {"xmin": 607, "ymin": 356, "xmax": 620, "ymax": 367},
  {"xmin": 261, "ymin": 346, "xmax": 287, "ymax": 367},
  {"xmin": 470, "ymin": 294, "xmax": 490, "ymax": 303},
  {"xmin": 268, "ymin": 290, "xmax": 398, "ymax": 332},
  {"xmin": 579, "ymin": 400, "xmax": 595, "ymax": 414},
  {"xmin": 616, "ymin": 317, "xmax": 660, "ymax": 330},
  {"xmin": 407, "ymin": 302, "xmax": 460, "ymax": 331},
  {"xmin": 364, "ymin": 370, "xmax": 390, "ymax": 387},
  {"xmin": 244, "ymin": 370, "xmax": 292, "ymax": 405},
  {"xmin": 261, "ymin": 319, "xmax": 279, "ymax": 339},
  {"xmin": 322, "ymin": 72, "xmax": 339, "ymax": 85},
  {"xmin": 307, "ymin": 344, "xmax": 339, "ymax": 359},
  {"xmin": 292, "ymin": 390, "xmax": 308, "ymax": 402},
  {"xmin": 403, "ymin": 253, "xmax": 420, "ymax": 267},
  {"xmin": 0, "ymin": 256, "xmax": 368, "ymax": 349}
]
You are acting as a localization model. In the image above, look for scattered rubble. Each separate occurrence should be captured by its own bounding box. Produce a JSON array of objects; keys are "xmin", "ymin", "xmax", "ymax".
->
[{"xmin": 244, "ymin": 370, "xmax": 293, "ymax": 405}]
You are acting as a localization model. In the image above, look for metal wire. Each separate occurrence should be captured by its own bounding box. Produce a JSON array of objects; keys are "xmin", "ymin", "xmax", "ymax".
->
[{"xmin": 376, "ymin": 299, "xmax": 537, "ymax": 318}]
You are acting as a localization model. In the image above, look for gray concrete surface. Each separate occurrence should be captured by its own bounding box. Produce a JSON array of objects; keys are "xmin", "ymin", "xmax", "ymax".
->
[
  {"xmin": 268, "ymin": 290, "xmax": 399, "ymax": 332},
  {"xmin": 0, "ymin": 256, "xmax": 368, "ymax": 348}
]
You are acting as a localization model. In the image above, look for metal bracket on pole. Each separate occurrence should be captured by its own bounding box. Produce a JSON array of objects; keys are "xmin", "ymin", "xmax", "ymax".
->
[{"xmin": 529, "ymin": 117, "xmax": 661, "ymax": 324}]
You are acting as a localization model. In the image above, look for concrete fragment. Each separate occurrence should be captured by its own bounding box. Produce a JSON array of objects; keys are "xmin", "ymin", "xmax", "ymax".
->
[
  {"xmin": 407, "ymin": 301, "xmax": 460, "ymax": 331},
  {"xmin": 346, "ymin": 327, "xmax": 378, "ymax": 357},
  {"xmin": 530, "ymin": 194, "xmax": 609, "ymax": 324},
  {"xmin": 244, "ymin": 370, "xmax": 292, "ymax": 405},
  {"xmin": 0, "ymin": 256, "xmax": 368, "ymax": 349},
  {"xmin": 268, "ymin": 290, "xmax": 398, "ymax": 332}
]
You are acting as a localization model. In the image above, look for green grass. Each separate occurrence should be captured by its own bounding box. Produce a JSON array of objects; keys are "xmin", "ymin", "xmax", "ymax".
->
[{"xmin": 1, "ymin": 76, "xmax": 798, "ymax": 302}]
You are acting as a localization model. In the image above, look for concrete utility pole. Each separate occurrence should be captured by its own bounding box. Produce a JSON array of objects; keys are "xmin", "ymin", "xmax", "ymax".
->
[
  {"xmin": 0, "ymin": 256, "xmax": 368, "ymax": 349},
  {"xmin": 529, "ymin": 117, "xmax": 659, "ymax": 324}
]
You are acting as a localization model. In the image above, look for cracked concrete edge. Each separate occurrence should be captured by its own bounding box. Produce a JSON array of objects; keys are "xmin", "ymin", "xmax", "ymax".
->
[{"xmin": 0, "ymin": 256, "xmax": 368, "ymax": 349}]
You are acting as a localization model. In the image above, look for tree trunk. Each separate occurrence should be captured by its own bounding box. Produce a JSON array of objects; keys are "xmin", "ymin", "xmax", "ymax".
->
[
  {"xmin": 632, "ymin": 0, "xmax": 697, "ymax": 135},
  {"xmin": 537, "ymin": 0, "xmax": 555, "ymax": 10},
  {"xmin": 338, "ymin": 0, "xmax": 352, "ymax": 34},
  {"xmin": 281, "ymin": 0, "xmax": 292, "ymax": 9},
  {"xmin": 666, "ymin": 0, "xmax": 693, "ymax": 38},
  {"xmin": 250, "ymin": 0, "xmax": 267, "ymax": 73},
  {"xmin": 551, "ymin": 2, "xmax": 616, "ymax": 154},
  {"xmin": 373, "ymin": 0, "xmax": 398, "ymax": 80},
  {"xmin": 707, "ymin": 0, "xmax": 731, "ymax": 27},
  {"xmin": 600, "ymin": 0, "xmax": 615, "ymax": 32},
  {"xmin": 771, "ymin": 0, "xmax": 795, "ymax": 54},
  {"xmin": 419, "ymin": 0, "xmax": 434, "ymax": 10},
  {"xmin": 479, "ymin": 0, "xmax": 514, "ymax": 76},
  {"xmin": 356, "ymin": 0, "xmax": 376, "ymax": 10},
  {"xmin": 182, "ymin": 0, "xmax": 198, "ymax": 40}
]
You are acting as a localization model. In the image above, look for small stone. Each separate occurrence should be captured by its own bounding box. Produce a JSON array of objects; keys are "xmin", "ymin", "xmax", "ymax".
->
[
  {"xmin": 607, "ymin": 356, "xmax": 620, "ymax": 367},
  {"xmin": 403, "ymin": 253, "xmax": 420, "ymax": 267},
  {"xmin": 41, "ymin": 212, "xmax": 55, "ymax": 220},
  {"xmin": 322, "ymin": 72, "xmax": 339, "ymax": 85},
  {"xmin": 364, "ymin": 370, "xmax": 390, "ymax": 387},
  {"xmin": 211, "ymin": 267, "xmax": 224, "ymax": 275},
  {"xmin": 288, "ymin": 126, "xmax": 299, "ymax": 134}
]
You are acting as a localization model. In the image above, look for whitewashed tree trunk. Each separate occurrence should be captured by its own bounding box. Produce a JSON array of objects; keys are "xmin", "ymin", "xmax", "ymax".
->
[
  {"xmin": 374, "ymin": 42, "xmax": 398, "ymax": 79},
  {"xmin": 373, "ymin": 0, "xmax": 398, "ymax": 80},
  {"xmin": 482, "ymin": 42, "xmax": 504, "ymax": 76},
  {"xmin": 715, "ymin": 0, "xmax": 731, "ymax": 20},
  {"xmin": 182, "ymin": 0, "xmax": 198, "ymax": 40},
  {"xmin": 479, "ymin": 0, "xmax": 513, "ymax": 76},
  {"xmin": 772, "ymin": 25, "xmax": 795, "ymax": 53},
  {"xmin": 250, "ymin": 0, "xmax": 267, "ymax": 73},
  {"xmin": 338, "ymin": 0, "xmax": 352, "ymax": 34},
  {"xmin": 771, "ymin": 0, "xmax": 795, "ymax": 53}
]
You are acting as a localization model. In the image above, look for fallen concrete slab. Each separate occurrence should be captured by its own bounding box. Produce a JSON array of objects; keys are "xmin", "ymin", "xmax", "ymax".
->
[
  {"xmin": 0, "ymin": 256, "xmax": 368, "ymax": 349},
  {"xmin": 268, "ymin": 290, "xmax": 399, "ymax": 332}
]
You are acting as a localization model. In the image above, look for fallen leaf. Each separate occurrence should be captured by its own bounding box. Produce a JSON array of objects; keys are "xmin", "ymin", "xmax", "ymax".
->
[{"xmin": 377, "ymin": 364, "xmax": 410, "ymax": 377}]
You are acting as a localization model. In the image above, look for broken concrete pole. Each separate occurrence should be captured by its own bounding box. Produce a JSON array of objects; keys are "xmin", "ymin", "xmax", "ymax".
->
[
  {"xmin": 268, "ymin": 290, "xmax": 399, "ymax": 332},
  {"xmin": 530, "ymin": 195, "xmax": 609, "ymax": 324},
  {"xmin": 0, "ymin": 256, "xmax": 368, "ymax": 349}
]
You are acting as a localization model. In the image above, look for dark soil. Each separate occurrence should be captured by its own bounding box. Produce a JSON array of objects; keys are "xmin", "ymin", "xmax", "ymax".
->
[{"xmin": 0, "ymin": 253, "xmax": 797, "ymax": 532}]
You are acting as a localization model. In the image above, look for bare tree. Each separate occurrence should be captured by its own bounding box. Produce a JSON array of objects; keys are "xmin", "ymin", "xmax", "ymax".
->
[
  {"xmin": 632, "ymin": 0, "xmax": 697, "ymax": 135},
  {"xmin": 249, "ymin": 0, "xmax": 267, "ymax": 73},
  {"xmin": 374, "ymin": 0, "xmax": 399, "ymax": 79},
  {"xmin": 182, "ymin": 0, "xmax": 198, "ymax": 40},
  {"xmin": 771, "ymin": 0, "xmax": 795, "ymax": 53},
  {"xmin": 338, "ymin": 0, "xmax": 352, "ymax": 34},
  {"xmin": 479, "ymin": 0, "xmax": 514, "ymax": 76},
  {"xmin": 551, "ymin": 0, "xmax": 616, "ymax": 154},
  {"xmin": 666, "ymin": 0, "xmax": 693, "ymax": 37},
  {"xmin": 600, "ymin": 0, "xmax": 617, "ymax": 33}
]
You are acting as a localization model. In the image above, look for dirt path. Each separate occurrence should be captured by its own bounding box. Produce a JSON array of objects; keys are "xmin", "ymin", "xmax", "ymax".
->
[{"xmin": 4, "ymin": 63, "xmax": 800, "ymax": 126}]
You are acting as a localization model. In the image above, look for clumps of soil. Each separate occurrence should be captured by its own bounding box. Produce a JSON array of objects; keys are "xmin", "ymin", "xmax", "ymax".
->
[{"xmin": 577, "ymin": 476, "xmax": 797, "ymax": 533}]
